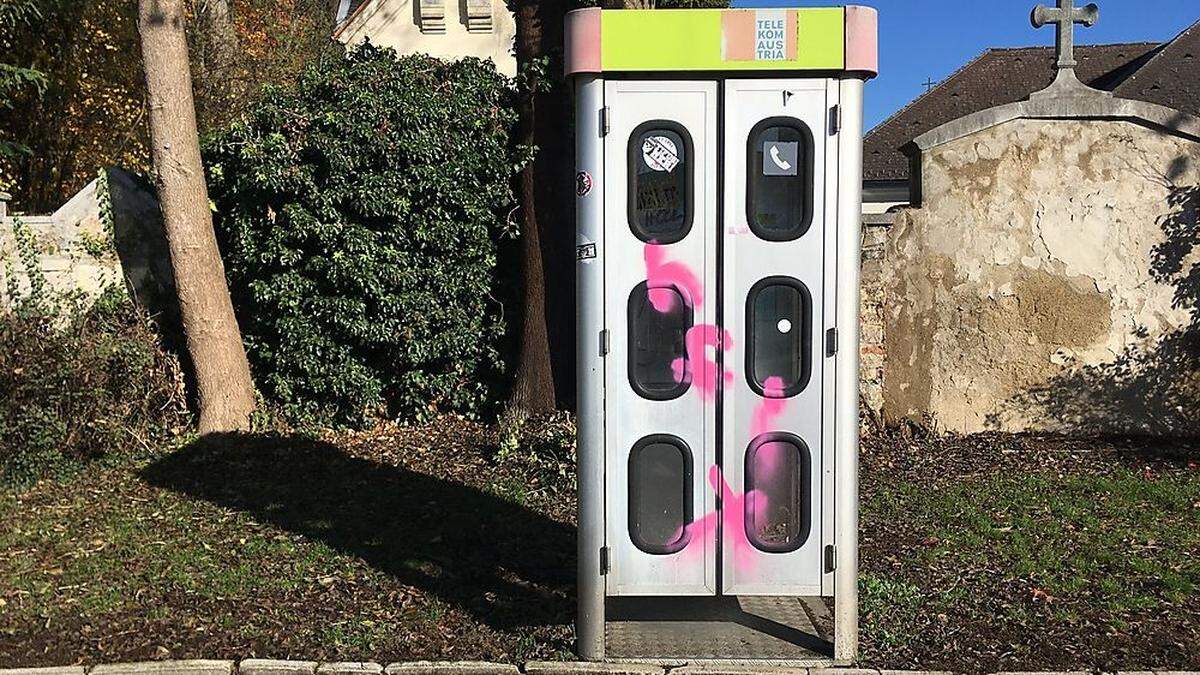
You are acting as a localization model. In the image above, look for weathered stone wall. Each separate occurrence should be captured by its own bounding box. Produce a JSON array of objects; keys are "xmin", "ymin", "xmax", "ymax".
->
[
  {"xmin": 0, "ymin": 168, "xmax": 170, "ymax": 311},
  {"xmin": 883, "ymin": 118, "xmax": 1200, "ymax": 436},
  {"xmin": 859, "ymin": 217, "xmax": 891, "ymax": 416}
]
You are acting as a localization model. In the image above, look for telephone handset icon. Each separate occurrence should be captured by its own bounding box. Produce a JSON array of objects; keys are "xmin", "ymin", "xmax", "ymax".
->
[{"xmin": 769, "ymin": 144, "xmax": 792, "ymax": 171}]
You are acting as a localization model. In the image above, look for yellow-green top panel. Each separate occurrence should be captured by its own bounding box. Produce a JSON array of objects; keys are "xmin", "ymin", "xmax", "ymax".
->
[{"xmin": 600, "ymin": 8, "xmax": 845, "ymax": 72}]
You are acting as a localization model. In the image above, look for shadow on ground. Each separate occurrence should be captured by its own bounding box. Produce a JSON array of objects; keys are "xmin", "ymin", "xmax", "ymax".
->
[{"xmin": 141, "ymin": 433, "xmax": 575, "ymax": 631}]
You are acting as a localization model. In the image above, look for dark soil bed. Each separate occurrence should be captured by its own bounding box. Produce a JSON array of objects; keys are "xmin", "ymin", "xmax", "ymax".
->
[{"xmin": 1, "ymin": 417, "xmax": 1197, "ymax": 673}]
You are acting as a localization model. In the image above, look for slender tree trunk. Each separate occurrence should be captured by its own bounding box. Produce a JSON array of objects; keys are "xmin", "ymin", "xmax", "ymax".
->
[
  {"xmin": 200, "ymin": 0, "xmax": 238, "ymax": 77},
  {"xmin": 193, "ymin": 0, "xmax": 239, "ymax": 121},
  {"xmin": 508, "ymin": 0, "xmax": 558, "ymax": 415},
  {"xmin": 138, "ymin": 0, "xmax": 256, "ymax": 433}
]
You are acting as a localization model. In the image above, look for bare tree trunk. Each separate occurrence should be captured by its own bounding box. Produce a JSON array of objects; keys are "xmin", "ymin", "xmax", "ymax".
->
[
  {"xmin": 138, "ymin": 0, "xmax": 256, "ymax": 433},
  {"xmin": 508, "ymin": 0, "xmax": 556, "ymax": 416}
]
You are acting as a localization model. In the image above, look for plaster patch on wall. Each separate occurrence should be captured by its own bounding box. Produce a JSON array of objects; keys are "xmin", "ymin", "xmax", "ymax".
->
[{"xmin": 884, "ymin": 118, "xmax": 1200, "ymax": 435}]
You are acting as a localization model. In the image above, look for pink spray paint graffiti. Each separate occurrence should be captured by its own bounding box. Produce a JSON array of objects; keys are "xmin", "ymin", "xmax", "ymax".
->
[
  {"xmin": 641, "ymin": 244, "xmax": 792, "ymax": 573},
  {"xmin": 679, "ymin": 466, "xmax": 765, "ymax": 570},
  {"xmin": 743, "ymin": 376, "xmax": 789, "ymax": 553},
  {"xmin": 672, "ymin": 324, "xmax": 734, "ymax": 401},
  {"xmin": 678, "ymin": 376, "xmax": 788, "ymax": 569},
  {"xmin": 644, "ymin": 243, "xmax": 731, "ymax": 400},
  {"xmin": 748, "ymin": 376, "xmax": 788, "ymax": 474},
  {"xmin": 751, "ymin": 376, "xmax": 788, "ymax": 435},
  {"xmin": 644, "ymin": 243, "xmax": 704, "ymax": 312}
]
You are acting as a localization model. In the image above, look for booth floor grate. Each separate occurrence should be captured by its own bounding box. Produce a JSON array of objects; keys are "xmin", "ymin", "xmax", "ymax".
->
[{"xmin": 604, "ymin": 595, "xmax": 832, "ymax": 662}]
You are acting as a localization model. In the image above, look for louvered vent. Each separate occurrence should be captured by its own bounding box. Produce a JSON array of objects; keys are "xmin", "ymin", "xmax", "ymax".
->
[
  {"xmin": 418, "ymin": 0, "xmax": 445, "ymax": 33},
  {"xmin": 465, "ymin": 0, "xmax": 493, "ymax": 33}
]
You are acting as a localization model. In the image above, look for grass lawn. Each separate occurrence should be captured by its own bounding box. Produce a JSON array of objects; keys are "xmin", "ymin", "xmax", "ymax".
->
[
  {"xmin": 1, "ymin": 418, "xmax": 1198, "ymax": 673},
  {"xmin": 858, "ymin": 428, "xmax": 1200, "ymax": 672},
  {"xmin": 0, "ymin": 418, "xmax": 578, "ymax": 665}
]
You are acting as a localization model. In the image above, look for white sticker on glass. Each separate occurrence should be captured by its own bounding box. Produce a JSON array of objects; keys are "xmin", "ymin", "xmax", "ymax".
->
[{"xmin": 642, "ymin": 135, "xmax": 680, "ymax": 173}]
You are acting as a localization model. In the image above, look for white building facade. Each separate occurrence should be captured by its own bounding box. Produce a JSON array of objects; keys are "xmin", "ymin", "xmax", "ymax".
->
[{"xmin": 334, "ymin": 0, "xmax": 517, "ymax": 76}]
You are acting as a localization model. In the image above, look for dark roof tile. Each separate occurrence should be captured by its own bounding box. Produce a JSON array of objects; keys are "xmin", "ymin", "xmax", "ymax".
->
[
  {"xmin": 864, "ymin": 42, "xmax": 1162, "ymax": 182},
  {"xmin": 1114, "ymin": 20, "xmax": 1200, "ymax": 117}
]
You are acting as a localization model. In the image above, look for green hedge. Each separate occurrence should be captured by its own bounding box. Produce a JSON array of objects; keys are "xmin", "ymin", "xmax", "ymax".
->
[{"xmin": 205, "ymin": 45, "xmax": 528, "ymax": 427}]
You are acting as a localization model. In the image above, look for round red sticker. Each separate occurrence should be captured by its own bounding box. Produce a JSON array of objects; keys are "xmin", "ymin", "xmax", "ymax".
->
[{"xmin": 576, "ymin": 170, "xmax": 593, "ymax": 197}]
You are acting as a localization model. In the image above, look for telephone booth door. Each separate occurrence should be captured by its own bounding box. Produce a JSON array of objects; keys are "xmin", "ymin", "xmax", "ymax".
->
[
  {"xmin": 603, "ymin": 80, "xmax": 718, "ymax": 596},
  {"xmin": 603, "ymin": 78, "xmax": 832, "ymax": 596},
  {"xmin": 721, "ymin": 78, "xmax": 832, "ymax": 596}
]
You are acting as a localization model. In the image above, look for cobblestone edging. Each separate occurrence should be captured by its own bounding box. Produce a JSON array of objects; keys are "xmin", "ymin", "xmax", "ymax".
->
[{"xmin": 0, "ymin": 662, "xmax": 1196, "ymax": 675}]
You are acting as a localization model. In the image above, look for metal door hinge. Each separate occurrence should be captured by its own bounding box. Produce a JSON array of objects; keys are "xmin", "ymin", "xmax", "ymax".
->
[
  {"xmin": 600, "ymin": 546, "xmax": 611, "ymax": 575},
  {"xmin": 599, "ymin": 329, "xmax": 610, "ymax": 356},
  {"xmin": 829, "ymin": 104, "xmax": 842, "ymax": 135},
  {"xmin": 600, "ymin": 106, "xmax": 611, "ymax": 137},
  {"xmin": 824, "ymin": 545, "xmax": 836, "ymax": 573},
  {"xmin": 825, "ymin": 328, "xmax": 838, "ymax": 357}
]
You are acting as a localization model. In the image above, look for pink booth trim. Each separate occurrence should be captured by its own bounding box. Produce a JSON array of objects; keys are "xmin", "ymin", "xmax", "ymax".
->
[
  {"xmin": 844, "ymin": 5, "xmax": 879, "ymax": 77},
  {"xmin": 565, "ymin": 8, "xmax": 602, "ymax": 76}
]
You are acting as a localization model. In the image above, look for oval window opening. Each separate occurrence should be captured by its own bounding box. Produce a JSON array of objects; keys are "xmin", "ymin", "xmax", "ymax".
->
[
  {"xmin": 747, "ymin": 117, "xmax": 814, "ymax": 241},
  {"xmin": 744, "ymin": 432, "xmax": 811, "ymax": 554},
  {"xmin": 628, "ymin": 120, "xmax": 694, "ymax": 244},
  {"xmin": 628, "ymin": 281, "xmax": 693, "ymax": 400},
  {"xmin": 746, "ymin": 276, "xmax": 812, "ymax": 397},
  {"xmin": 629, "ymin": 435, "xmax": 694, "ymax": 555}
]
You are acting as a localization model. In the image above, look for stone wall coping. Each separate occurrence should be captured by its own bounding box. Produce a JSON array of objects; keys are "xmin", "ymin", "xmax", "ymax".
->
[{"xmin": 911, "ymin": 88, "xmax": 1200, "ymax": 154}]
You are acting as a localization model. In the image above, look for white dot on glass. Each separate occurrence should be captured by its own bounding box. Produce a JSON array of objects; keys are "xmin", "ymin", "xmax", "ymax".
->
[{"xmin": 776, "ymin": 318, "xmax": 792, "ymax": 334}]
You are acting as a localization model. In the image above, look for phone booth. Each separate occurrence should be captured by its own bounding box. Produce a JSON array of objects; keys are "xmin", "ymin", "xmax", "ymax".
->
[{"xmin": 569, "ymin": 5, "xmax": 877, "ymax": 665}]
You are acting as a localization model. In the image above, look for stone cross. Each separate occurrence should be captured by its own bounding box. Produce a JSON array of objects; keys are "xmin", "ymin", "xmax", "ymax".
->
[{"xmin": 1032, "ymin": 0, "xmax": 1100, "ymax": 70}]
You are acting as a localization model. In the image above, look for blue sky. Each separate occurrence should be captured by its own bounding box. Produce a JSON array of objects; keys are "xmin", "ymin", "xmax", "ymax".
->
[{"xmin": 728, "ymin": 1, "xmax": 1200, "ymax": 130}]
